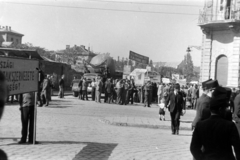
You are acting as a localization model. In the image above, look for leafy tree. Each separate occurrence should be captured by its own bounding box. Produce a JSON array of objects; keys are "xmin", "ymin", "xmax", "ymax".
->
[
  {"xmin": 5, "ymin": 42, "xmax": 56, "ymax": 61},
  {"xmin": 178, "ymin": 53, "xmax": 194, "ymax": 82}
]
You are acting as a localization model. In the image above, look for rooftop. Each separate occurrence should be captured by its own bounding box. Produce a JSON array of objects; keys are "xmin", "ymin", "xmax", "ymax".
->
[{"xmin": 0, "ymin": 26, "xmax": 24, "ymax": 36}]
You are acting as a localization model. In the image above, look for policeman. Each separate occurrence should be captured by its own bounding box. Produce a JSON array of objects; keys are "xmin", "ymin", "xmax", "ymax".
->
[{"xmin": 144, "ymin": 80, "xmax": 152, "ymax": 107}]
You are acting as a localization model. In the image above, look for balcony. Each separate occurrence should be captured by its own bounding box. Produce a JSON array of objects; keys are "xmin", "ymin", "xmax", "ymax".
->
[{"xmin": 198, "ymin": 6, "xmax": 240, "ymax": 25}]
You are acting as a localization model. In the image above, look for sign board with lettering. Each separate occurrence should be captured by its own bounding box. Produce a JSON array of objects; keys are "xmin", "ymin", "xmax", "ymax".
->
[
  {"xmin": 0, "ymin": 57, "xmax": 39, "ymax": 95},
  {"xmin": 129, "ymin": 51, "xmax": 149, "ymax": 65}
]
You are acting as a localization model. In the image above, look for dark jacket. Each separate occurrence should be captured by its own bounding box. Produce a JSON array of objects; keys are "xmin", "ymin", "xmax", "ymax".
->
[
  {"xmin": 59, "ymin": 78, "xmax": 64, "ymax": 88},
  {"xmin": 233, "ymin": 94, "xmax": 240, "ymax": 136},
  {"xmin": 78, "ymin": 80, "xmax": 83, "ymax": 90},
  {"xmin": 192, "ymin": 94, "xmax": 211, "ymax": 127},
  {"xmin": 166, "ymin": 91, "xmax": 184, "ymax": 113},
  {"xmin": 105, "ymin": 81, "xmax": 112, "ymax": 93},
  {"xmin": 82, "ymin": 80, "xmax": 88, "ymax": 91},
  {"xmin": 190, "ymin": 115, "xmax": 240, "ymax": 160}
]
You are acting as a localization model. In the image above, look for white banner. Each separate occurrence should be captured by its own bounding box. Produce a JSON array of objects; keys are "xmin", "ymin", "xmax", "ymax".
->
[{"xmin": 0, "ymin": 57, "xmax": 39, "ymax": 95}]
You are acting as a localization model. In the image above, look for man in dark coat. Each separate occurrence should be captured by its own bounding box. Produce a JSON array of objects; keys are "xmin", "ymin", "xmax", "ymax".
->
[
  {"xmin": 233, "ymin": 91, "xmax": 240, "ymax": 136},
  {"xmin": 105, "ymin": 79, "xmax": 112, "ymax": 103},
  {"xmin": 82, "ymin": 78, "xmax": 88, "ymax": 100},
  {"xmin": 58, "ymin": 75, "xmax": 65, "ymax": 98},
  {"xmin": 144, "ymin": 81, "xmax": 152, "ymax": 107},
  {"xmin": 166, "ymin": 83, "xmax": 185, "ymax": 135},
  {"xmin": 192, "ymin": 79, "xmax": 212, "ymax": 130},
  {"xmin": 78, "ymin": 77, "xmax": 83, "ymax": 100},
  {"xmin": 190, "ymin": 86, "xmax": 240, "ymax": 160}
]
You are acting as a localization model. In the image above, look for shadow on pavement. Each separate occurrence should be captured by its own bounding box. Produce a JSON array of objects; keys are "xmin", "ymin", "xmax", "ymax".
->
[{"xmin": 4, "ymin": 141, "xmax": 118, "ymax": 160}]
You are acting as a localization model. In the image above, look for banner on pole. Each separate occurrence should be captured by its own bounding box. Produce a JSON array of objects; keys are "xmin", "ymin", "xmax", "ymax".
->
[
  {"xmin": 0, "ymin": 57, "xmax": 39, "ymax": 95},
  {"xmin": 129, "ymin": 51, "xmax": 149, "ymax": 65}
]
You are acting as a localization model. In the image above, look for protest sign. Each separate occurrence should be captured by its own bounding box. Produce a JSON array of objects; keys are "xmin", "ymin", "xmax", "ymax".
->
[{"xmin": 0, "ymin": 56, "xmax": 39, "ymax": 95}]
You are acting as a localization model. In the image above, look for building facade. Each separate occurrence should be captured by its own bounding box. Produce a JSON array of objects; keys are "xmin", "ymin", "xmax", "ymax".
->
[
  {"xmin": 0, "ymin": 26, "xmax": 24, "ymax": 46},
  {"xmin": 199, "ymin": 0, "xmax": 240, "ymax": 87}
]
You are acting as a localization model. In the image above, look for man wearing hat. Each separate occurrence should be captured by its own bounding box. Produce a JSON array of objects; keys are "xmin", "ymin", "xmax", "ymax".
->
[
  {"xmin": 166, "ymin": 83, "xmax": 185, "ymax": 135},
  {"xmin": 192, "ymin": 79, "xmax": 212, "ymax": 130},
  {"xmin": 190, "ymin": 86, "xmax": 240, "ymax": 160}
]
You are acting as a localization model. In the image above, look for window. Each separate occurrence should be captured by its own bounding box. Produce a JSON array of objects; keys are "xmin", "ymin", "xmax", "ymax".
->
[{"xmin": 11, "ymin": 38, "xmax": 13, "ymax": 41}]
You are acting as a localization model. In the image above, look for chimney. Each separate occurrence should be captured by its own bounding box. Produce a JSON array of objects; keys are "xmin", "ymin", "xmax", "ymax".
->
[
  {"xmin": 118, "ymin": 56, "xmax": 119, "ymax": 62},
  {"xmin": 6, "ymin": 26, "xmax": 8, "ymax": 31},
  {"xmin": 88, "ymin": 46, "xmax": 90, "ymax": 52},
  {"xmin": 9, "ymin": 26, "xmax": 11, "ymax": 31}
]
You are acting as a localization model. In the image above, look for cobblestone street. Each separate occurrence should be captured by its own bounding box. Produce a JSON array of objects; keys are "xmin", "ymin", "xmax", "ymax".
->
[{"xmin": 0, "ymin": 96, "xmax": 195, "ymax": 160}]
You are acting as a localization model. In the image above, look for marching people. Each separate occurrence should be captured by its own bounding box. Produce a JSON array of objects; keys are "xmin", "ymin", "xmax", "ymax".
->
[
  {"xmin": 78, "ymin": 77, "xmax": 83, "ymax": 100},
  {"xmin": 58, "ymin": 75, "xmax": 65, "ymax": 98},
  {"xmin": 105, "ymin": 78, "xmax": 112, "ymax": 103},
  {"xmin": 190, "ymin": 86, "xmax": 240, "ymax": 160},
  {"xmin": 41, "ymin": 75, "xmax": 51, "ymax": 107},
  {"xmin": 144, "ymin": 80, "xmax": 152, "ymax": 107},
  {"xmin": 166, "ymin": 83, "xmax": 185, "ymax": 135},
  {"xmin": 82, "ymin": 78, "xmax": 88, "ymax": 101},
  {"xmin": 96, "ymin": 77, "xmax": 103, "ymax": 103},
  {"xmin": 19, "ymin": 92, "xmax": 38, "ymax": 144},
  {"xmin": 157, "ymin": 83, "xmax": 164, "ymax": 104},
  {"xmin": 127, "ymin": 80, "xmax": 135, "ymax": 105},
  {"xmin": 91, "ymin": 78, "xmax": 96, "ymax": 101}
]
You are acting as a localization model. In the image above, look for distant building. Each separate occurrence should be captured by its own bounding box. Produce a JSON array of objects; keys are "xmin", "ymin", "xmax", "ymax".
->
[
  {"xmin": 55, "ymin": 45, "xmax": 96, "ymax": 65},
  {"xmin": 198, "ymin": 0, "xmax": 240, "ymax": 87},
  {"xmin": 0, "ymin": 26, "xmax": 24, "ymax": 46}
]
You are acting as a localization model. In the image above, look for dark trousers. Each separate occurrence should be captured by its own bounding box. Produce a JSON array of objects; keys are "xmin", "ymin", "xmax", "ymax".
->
[
  {"xmin": 58, "ymin": 86, "xmax": 64, "ymax": 98},
  {"xmin": 41, "ymin": 90, "xmax": 49, "ymax": 106},
  {"xmin": 116, "ymin": 89, "xmax": 122, "ymax": 104},
  {"xmin": 91, "ymin": 88, "xmax": 96, "ymax": 101},
  {"xmin": 104, "ymin": 91, "xmax": 108, "ymax": 103},
  {"xmin": 106, "ymin": 92, "xmax": 112, "ymax": 103},
  {"xmin": 20, "ymin": 106, "xmax": 34, "ymax": 142},
  {"xmin": 121, "ymin": 90, "xmax": 127, "ymax": 105},
  {"xmin": 144, "ymin": 91, "xmax": 150, "ymax": 106},
  {"xmin": 82, "ymin": 90, "xmax": 88, "ymax": 100},
  {"xmin": 128, "ymin": 91, "xmax": 134, "ymax": 104},
  {"xmin": 170, "ymin": 110, "xmax": 181, "ymax": 133}
]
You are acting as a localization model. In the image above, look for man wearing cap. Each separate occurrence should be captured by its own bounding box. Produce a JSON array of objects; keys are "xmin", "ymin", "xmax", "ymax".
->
[
  {"xmin": 166, "ymin": 83, "xmax": 185, "ymax": 135},
  {"xmin": 190, "ymin": 86, "xmax": 240, "ymax": 160},
  {"xmin": 192, "ymin": 79, "xmax": 212, "ymax": 130}
]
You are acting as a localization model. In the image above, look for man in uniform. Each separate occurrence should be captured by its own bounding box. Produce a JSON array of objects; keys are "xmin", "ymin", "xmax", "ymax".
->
[
  {"xmin": 192, "ymin": 79, "xmax": 212, "ymax": 130},
  {"xmin": 144, "ymin": 80, "xmax": 152, "ymax": 107},
  {"xmin": 190, "ymin": 86, "xmax": 240, "ymax": 160}
]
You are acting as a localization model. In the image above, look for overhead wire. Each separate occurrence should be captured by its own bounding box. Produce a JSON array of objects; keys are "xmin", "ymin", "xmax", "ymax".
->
[
  {"xmin": 84, "ymin": 0, "xmax": 204, "ymax": 8},
  {"xmin": 3, "ymin": 1, "xmax": 209, "ymax": 16}
]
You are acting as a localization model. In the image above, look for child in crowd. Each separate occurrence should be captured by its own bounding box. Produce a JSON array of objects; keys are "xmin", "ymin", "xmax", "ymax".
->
[{"xmin": 158, "ymin": 99, "xmax": 165, "ymax": 121}]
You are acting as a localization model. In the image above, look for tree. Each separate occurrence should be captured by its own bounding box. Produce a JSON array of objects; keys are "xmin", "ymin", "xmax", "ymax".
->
[
  {"xmin": 5, "ymin": 42, "xmax": 56, "ymax": 61},
  {"xmin": 178, "ymin": 53, "xmax": 194, "ymax": 82}
]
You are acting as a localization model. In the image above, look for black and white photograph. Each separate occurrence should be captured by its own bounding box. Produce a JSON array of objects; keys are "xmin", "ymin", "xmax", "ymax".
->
[{"xmin": 0, "ymin": 0, "xmax": 240, "ymax": 159}]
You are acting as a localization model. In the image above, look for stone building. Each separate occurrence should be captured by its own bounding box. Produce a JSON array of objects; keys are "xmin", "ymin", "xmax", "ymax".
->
[
  {"xmin": 0, "ymin": 26, "xmax": 24, "ymax": 46},
  {"xmin": 199, "ymin": 0, "xmax": 240, "ymax": 87}
]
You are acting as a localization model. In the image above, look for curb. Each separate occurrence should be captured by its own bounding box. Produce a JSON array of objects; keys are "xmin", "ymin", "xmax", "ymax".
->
[{"xmin": 99, "ymin": 118, "xmax": 192, "ymax": 131}]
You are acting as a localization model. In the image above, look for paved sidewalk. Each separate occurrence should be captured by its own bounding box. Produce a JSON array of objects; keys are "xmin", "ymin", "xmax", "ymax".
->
[{"xmin": 0, "ymin": 96, "xmax": 195, "ymax": 160}]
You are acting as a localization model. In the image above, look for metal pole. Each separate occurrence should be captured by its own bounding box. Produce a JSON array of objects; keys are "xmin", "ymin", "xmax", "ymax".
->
[{"xmin": 33, "ymin": 92, "xmax": 37, "ymax": 145}]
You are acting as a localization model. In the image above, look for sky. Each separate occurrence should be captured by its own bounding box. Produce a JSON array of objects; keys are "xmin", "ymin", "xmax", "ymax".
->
[{"xmin": 0, "ymin": 0, "xmax": 204, "ymax": 66}]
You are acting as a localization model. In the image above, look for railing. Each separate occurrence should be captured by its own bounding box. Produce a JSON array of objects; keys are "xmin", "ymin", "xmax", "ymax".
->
[{"xmin": 198, "ymin": 6, "xmax": 240, "ymax": 24}]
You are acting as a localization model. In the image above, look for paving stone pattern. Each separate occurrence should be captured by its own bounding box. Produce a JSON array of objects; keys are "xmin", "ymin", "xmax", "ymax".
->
[{"xmin": 0, "ymin": 96, "xmax": 195, "ymax": 160}]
